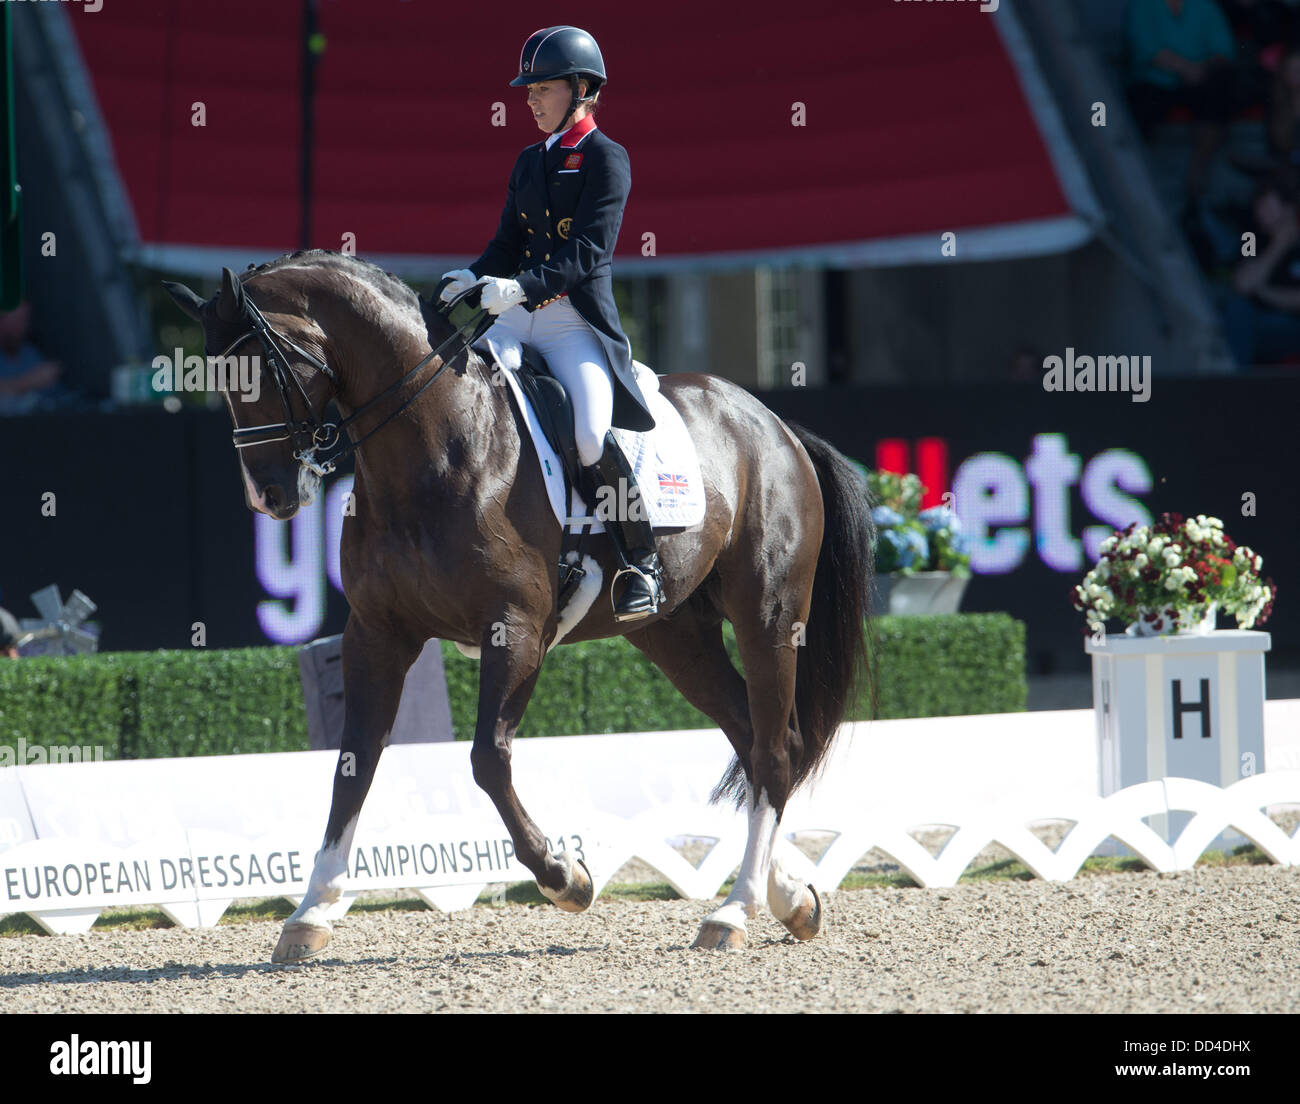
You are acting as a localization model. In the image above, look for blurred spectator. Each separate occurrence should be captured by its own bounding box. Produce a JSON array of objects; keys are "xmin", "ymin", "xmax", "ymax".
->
[
  {"xmin": 0, "ymin": 302, "xmax": 62, "ymax": 415},
  {"xmin": 1220, "ymin": 170, "xmax": 1300, "ymax": 365},
  {"xmin": 1126, "ymin": 0, "xmax": 1256, "ymax": 261},
  {"xmin": 0, "ymin": 607, "xmax": 21, "ymax": 659}
]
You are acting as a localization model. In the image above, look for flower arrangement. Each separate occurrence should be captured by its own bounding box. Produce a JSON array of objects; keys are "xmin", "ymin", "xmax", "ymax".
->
[
  {"xmin": 866, "ymin": 470, "xmax": 972, "ymax": 577},
  {"xmin": 1071, "ymin": 513, "xmax": 1276, "ymax": 635}
]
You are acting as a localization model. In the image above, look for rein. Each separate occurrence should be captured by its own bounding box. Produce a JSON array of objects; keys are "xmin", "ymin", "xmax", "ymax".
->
[{"xmin": 217, "ymin": 284, "xmax": 493, "ymax": 476}]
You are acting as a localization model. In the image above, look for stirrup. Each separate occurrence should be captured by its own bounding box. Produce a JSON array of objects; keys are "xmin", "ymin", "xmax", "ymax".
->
[{"xmin": 611, "ymin": 555, "xmax": 664, "ymax": 621}]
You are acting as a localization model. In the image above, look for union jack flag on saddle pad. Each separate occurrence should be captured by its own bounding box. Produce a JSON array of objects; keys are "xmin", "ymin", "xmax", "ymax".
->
[{"xmin": 658, "ymin": 473, "xmax": 690, "ymax": 496}]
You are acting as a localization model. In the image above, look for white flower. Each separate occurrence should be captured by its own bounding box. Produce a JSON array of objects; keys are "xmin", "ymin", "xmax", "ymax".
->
[
  {"xmin": 1163, "ymin": 549, "xmax": 1180, "ymax": 568},
  {"xmin": 1134, "ymin": 553, "xmax": 1148, "ymax": 569},
  {"xmin": 1254, "ymin": 554, "xmax": 1262, "ymax": 572}
]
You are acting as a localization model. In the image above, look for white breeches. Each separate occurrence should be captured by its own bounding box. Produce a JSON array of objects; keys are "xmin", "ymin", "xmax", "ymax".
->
[{"xmin": 486, "ymin": 298, "xmax": 615, "ymax": 466}]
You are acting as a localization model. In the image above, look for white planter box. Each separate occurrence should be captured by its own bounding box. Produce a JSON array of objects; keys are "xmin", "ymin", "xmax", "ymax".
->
[
  {"xmin": 1085, "ymin": 629, "xmax": 1271, "ymax": 849},
  {"xmin": 883, "ymin": 571, "xmax": 969, "ymax": 616}
]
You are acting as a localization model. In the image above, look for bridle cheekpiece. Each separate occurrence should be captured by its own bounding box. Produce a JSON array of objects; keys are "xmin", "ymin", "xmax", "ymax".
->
[{"xmin": 215, "ymin": 279, "xmax": 495, "ymax": 476}]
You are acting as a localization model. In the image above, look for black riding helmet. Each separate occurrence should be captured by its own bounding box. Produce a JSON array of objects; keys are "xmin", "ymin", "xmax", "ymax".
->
[{"xmin": 510, "ymin": 26, "xmax": 606, "ymax": 135}]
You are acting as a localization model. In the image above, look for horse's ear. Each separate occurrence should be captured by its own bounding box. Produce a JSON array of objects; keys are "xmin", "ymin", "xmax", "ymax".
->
[
  {"xmin": 161, "ymin": 280, "xmax": 206, "ymax": 322},
  {"xmin": 215, "ymin": 266, "xmax": 244, "ymax": 322}
]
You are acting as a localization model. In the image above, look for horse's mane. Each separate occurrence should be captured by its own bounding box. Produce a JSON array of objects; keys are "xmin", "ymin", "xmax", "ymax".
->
[
  {"xmin": 241, "ymin": 248, "xmax": 483, "ymax": 378},
  {"xmin": 241, "ymin": 249, "xmax": 422, "ymax": 313}
]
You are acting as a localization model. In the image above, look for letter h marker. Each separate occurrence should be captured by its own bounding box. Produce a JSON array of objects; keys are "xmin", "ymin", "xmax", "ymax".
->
[{"xmin": 1171, "ymin": 678, "xmax": 1211, "ymax": 740}]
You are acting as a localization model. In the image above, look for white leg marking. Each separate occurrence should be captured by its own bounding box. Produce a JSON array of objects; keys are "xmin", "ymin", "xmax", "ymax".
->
[
  {"xmin": 767, "ymin": 842, "xmax": 815, "ymax": 922},
  {"xmin": 704, "ymin": 783, "xmax": 780, "ymax": 933},
  {"xmin": 537, "ymin": 849, "xmax": 579, "ymax": 904},
  {"xmin": 288, "ymin": 814, "xmax": 358, "ymax": 929}
]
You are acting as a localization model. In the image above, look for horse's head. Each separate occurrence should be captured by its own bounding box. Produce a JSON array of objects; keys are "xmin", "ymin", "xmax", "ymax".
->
[{"xmin": 163, "ymin": 267, "xmax": 335, "ymax": 520}]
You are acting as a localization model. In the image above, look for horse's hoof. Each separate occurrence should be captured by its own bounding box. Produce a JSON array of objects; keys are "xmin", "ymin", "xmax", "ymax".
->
[
  {"xmin": 692, "ymin": 920, "xmax": 747, "ymax": 951},
  {"xmin": 778, "ymin": 883, "xmax": 823, "ymax": 942},
  {"xmin": 271, "ymin": 921, "xmax": 332, "ymax": 964},
  {"xmin": 539, "ymin": 855, "xmax": 595, "ymax": 913}
]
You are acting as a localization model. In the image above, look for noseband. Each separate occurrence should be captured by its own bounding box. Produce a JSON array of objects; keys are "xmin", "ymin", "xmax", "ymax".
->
[{"xmin": 215, "ymin": 283, "xmax": 495, "ymax": 476}]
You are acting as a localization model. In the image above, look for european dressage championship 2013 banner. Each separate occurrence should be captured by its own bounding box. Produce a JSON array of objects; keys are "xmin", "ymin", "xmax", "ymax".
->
[
  {"xmin": 0, "ymin": 732, "xmax": 739, "ymax": 932},
  {"xmin": 3, "ymin": 712, "xmax": 1300, "ymax": 933}
]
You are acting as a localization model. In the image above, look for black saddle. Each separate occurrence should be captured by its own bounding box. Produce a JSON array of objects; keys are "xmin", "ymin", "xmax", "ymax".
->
[
  {"xmin": 511, "ymin": 347, "xmax": 599, "ymax": 608},
  {"xmin": 422, "ymin": 281, "xmax": 585, "ymax": 492},
  {"xmin": 423, "ymin": 281, "xmax": 599, "ymax": 610},
  {"xmin": 513, "ymin": 346, "xmax": 587, "ymax": 506}
]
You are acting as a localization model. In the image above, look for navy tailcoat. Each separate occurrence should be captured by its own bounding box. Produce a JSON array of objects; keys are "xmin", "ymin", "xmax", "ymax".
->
[{"xmin": 469, "ymin": 115, "xmax": 654, "ymax": 432}]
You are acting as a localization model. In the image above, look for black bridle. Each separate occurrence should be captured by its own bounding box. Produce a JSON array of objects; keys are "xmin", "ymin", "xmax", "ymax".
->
[{"xmin": 215, "ymin": 282, "xmax": 494, "ymax": 476}]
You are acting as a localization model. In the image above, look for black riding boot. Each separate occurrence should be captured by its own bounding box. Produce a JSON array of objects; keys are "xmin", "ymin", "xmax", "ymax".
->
[{"xmin": 584, "ymin": 432, "xmax": 665, "ymax": 621}]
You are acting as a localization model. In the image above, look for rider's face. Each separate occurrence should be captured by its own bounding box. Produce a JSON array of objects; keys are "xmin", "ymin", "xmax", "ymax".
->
[{"xmin": 526, "ymin": 79, "xmax": 587, "ymax": 134}]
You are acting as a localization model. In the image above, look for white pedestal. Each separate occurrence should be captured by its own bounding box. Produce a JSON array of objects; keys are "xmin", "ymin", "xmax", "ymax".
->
[
  {"xmin": 886, "ymin": 572, "xmax": 969, "ymax": 615},
  {"xmin": 1086, "ymin": 629, "xmax": 1270, "ymax": 852}
]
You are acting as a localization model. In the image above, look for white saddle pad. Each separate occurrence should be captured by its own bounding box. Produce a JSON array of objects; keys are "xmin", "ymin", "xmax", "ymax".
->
[{"xmin": 474, "ymin": 331, "xmax": 706, "ymax": 534}]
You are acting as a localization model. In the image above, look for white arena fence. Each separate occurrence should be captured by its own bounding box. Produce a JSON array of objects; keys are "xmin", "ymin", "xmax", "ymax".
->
[{"xmin": 2, "ymin": 704, "xmax": 1299, "ymax": 934}]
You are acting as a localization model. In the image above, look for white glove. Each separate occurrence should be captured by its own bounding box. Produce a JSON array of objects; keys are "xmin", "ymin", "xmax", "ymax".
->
[
  {"xmin": 478, "ymin": 276, "xmax": 527, "ymax": 315},
  {"xmin": 438, "ymin": 268, "xmax": 477, "ymax": 302}
]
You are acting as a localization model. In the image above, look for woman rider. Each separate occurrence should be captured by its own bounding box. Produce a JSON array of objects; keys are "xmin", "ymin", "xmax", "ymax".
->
[{"xmin": 439, "ymin": 25, "xmax": 664, "ymax": 621}]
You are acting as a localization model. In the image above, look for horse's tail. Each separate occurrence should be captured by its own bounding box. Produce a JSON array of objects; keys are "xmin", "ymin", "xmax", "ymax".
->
[{"xmin": 712, "ymin": 422, "xmax": 876, "ymax": 809}]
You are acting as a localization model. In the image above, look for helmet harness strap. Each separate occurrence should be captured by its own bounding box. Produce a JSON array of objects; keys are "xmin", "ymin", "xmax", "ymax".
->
[{"xmin": 552, "ymin": 73, "xmax": 586, "ymax": 135}]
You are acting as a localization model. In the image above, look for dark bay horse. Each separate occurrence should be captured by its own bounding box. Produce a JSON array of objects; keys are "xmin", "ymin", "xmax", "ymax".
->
[{"xmin": 163, "ymin": 250, "xmax": 872, "ymax": 959}]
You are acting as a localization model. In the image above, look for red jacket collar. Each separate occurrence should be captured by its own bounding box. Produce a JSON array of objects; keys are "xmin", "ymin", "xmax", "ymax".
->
[{"xmin": 558, "ymin": 114, "xmax": 597, "ymax": 148}]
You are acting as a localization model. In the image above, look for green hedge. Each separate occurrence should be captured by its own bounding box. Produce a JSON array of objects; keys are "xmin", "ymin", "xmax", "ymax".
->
[
  {"xmin": 0, "ymin": 648, "xmax": 307, "ymax": 760},
  {"xmin": 864, "ymin": 612, "xmax": 1027, "ymax": 719},
  {"xmin": 0, "ymin": 614, "xmax": 1025, "ymax": 758},
  {"xmin": 127, "ymin": 648, "xmax": 306, "ymax": 757},
  {"xmin": 0, "ymin": 653, "xmax": 125, "ymax": 754}
]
